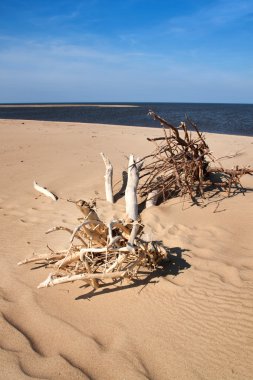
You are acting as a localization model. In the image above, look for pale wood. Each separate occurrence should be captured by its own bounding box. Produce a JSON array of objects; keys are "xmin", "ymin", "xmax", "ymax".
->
[
  {"xmin": 18, "ymin": 252, "xmax": 66, "ymax": 266},
  {"xmin": 112, "ymin": 222, "xmax": 130, "ymax": 239},
  {"xmin": 70, "ymin": 220, "xmax": 104, "ymax": 243},
  {"xmin": 106, "ymin": 254, "xmax": 126, "ymax": 273},
  {"xmin": 100, "ymin": 152, "xmax": 114, "ymax": 203},
  {"xmin": 105, "ymin": 223, "xmax": 139, "ymax": 272},
  {"xmin": 55, "ymin": 246, "xmax": 128, "ymax": 269},
  {"xmin": 37, "ymin": 270, "xmax": 127, "ymax": 288},
  {"xmin": 127, "ymin": 221, "xmax": 139, "ymax": 252},
  {"xmin": 146, "ymin": 190, "xmax": 159, "ymax": 208},
  {"xmin": 107, "ymin": 236, "xmax": 121, "ymax": 248},
  {"xmin": 79, "ymin": 246, "xmax": 130, "ymax": 255},
  {"xmin": 83, "ymin": 257, "xmax": 99, "ymax": 289},
  {"xmin": 55, "ymin": 252, "xmax": 80, "ymax": 268},
  {"xmin": 75, "ymin": 200, "xmax": 100, "ymax": 221},
  {"xmin": 33, "ymin": 181, "xmax": 57, "ymax": 201},
  {"xmin": 125, "ymin": 155, "xmax": 139, "ymax": 221},
  {"xmin": 80, "ymin": 225, "xmax": 106, "ymax": 245},
  {"xmin": 107, "ymin": 221, "xmax": 113, "ymax": 243}
]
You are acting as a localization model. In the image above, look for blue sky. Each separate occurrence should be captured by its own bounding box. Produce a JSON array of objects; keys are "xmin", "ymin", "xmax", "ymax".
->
[{"xmin": 0, "ymin": 0, "xmax": 252, "ymax": 103}]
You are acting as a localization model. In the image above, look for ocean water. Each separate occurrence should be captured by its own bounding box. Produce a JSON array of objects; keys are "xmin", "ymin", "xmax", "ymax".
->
[{"xmin": 0, "ymin": 102, "xmax": 252, "ymax": 136}]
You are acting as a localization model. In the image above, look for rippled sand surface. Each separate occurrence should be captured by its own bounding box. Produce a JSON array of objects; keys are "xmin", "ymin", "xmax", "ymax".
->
[{"xmin": 0, "ymin": 119, "xmax": 253, "ymax": 379}]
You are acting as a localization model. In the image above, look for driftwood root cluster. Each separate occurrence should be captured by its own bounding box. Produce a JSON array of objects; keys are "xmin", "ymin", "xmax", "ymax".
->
[
  {"xmin": 18, "ymin": 201, "xmax": 167, "ymax": 290},
  {"xmin": 139, "ymin": 111, "xmax": 252, "ymax": 203},
  {"xmin": 18, "ymin": 111, "xmax": 252, "ymax": 292}
]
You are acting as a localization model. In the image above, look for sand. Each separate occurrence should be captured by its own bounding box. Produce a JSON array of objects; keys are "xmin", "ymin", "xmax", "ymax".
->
[{"xmin": 0, "ymin": 118, "xmax": 253, "ymax": 380}]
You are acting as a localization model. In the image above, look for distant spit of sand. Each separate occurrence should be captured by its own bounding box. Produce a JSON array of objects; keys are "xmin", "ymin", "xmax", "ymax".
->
[{"xmin": 0, "ymin": 103, "xmax": 139, "ymax": 108}]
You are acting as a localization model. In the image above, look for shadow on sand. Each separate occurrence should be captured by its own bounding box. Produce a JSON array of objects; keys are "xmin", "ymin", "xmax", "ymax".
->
[{"xmin": 75, "ymin": 246, "xmax": 191, "ymax": 301}]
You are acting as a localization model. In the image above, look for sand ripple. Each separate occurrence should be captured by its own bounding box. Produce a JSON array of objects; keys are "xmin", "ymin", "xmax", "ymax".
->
[{"xmin": 1, "ymin": 119, "xmax": 253, "ymax": 379}]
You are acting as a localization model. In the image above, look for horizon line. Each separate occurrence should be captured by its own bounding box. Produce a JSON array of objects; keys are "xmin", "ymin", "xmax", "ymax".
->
[{"xmin": 0, "ymin": 101, "xmax": 253, "ymax": 106}]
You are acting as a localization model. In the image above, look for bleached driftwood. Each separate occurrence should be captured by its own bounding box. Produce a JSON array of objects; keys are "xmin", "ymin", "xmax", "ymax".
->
[
  {"xmin": 37, "ymin": 251, "xmax": 147, "ymax": 289},
  {"xmin": 70, "ymin": 220, "xmax": 105, "ymax": 243},
  {"xmin": 17, "ymin": 252, "xmax": 66, "ymax": 266},
  {"xmin": 127, "ymin": 221, "xmax": 139, "ymax": 250},
  {"xmin": 125, "ymin": 155, "xmax": 139, "ymax": 221},
  {"xmin": 33, "ymin": 181, "xmax": 58, "ymax": 201},
  {"xmin": 83, "ymin": 256, "xmax": 99, "ymax": 289},
  {"xmin": 111, "ymin": 222, "xmax": 130, "ymax": 239},
  {"xmin": 46, "ymin": 226, "xmax": 87, "ymax": 245},
  {"xmin": 37, "ymin": 271, "xmax": 127, "ymax": 289},
  {"xmin": 74, "ymin": 200, "xmax": 100, "ymax": 221},
  {"xmin": 19, "ymin": 199, "xmax": 168, "ymax": 291},
  {"xmin": 100, "ymin": 152, "xmax": 114, "ymax": 203},
  {"xmin": 146, "ymin": 190, "xmax": 159, "ymax": 208},
  {"xmin": 21, "ymin": 144, "xmax": 169, "ymax": 293}
]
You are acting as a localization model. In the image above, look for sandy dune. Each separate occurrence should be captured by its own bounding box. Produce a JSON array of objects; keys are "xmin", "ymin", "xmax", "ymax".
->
[{"xmin": 0, "ymin": 119, "xmax": 253, "ymax": 380}]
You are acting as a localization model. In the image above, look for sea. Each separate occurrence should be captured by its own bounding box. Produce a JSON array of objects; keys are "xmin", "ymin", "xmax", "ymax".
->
[{"xmin": 0, "ymin": 103, "xmax": 252, "ymax": 136}]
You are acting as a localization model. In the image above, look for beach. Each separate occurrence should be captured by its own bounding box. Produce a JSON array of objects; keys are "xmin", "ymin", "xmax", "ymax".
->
[{"xmin": 0, "ymin": 118, "xmax": 253, "ymax": 380}]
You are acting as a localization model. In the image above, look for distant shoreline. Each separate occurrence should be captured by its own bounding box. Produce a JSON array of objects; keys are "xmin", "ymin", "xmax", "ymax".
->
[
  {"xmin": 0, "ymin": 104, "xmax": 139, "ymax": 108},
  {"xmin": 0, "ymin": 103, "xmax": 252, "ymax": 136}
]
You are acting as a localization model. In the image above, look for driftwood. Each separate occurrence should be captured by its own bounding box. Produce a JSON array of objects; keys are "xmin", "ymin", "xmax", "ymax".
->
[
  {"xmin": 125, "ymin": 155, "xmax": 140, "ymax": 221},
  {"xmin": 139, "ymin": 111, "xmax": 253, "ymax": 202},
  {"xmin": 20, "ymin": 111, "xmax": 252, "ymax": 293},
  {"xmin": 33, "ymin": 181, "xmax": 58, "ymax": 201},
  {"xmin": 19, "ymin": 200, "xmax": 167, "ymax": 290},
  {"xmin": 100, "ymin": 152, "xmax": 114, "ymax": 203},
  {"xmin": 146, "ymin": 190, "xmax": 159, "ymax": 208}
]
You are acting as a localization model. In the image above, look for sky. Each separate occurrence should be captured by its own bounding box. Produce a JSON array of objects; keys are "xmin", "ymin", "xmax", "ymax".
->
[{"xmin": 0, "ymin": 0, "xmax": 252, "ymax": 103}]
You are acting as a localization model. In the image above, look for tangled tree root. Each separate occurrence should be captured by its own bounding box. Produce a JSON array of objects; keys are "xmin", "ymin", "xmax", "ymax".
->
[
  {"xmin": 20, "ymin": 112, "xmax": 252, "ymax": 292},
  {"xmin": 18, "ymin": 201, "xmax": 168, "ymax": 290},
  {"xmin": 139, "ymin": 111, "xmax": 253, "ymax": 203}
]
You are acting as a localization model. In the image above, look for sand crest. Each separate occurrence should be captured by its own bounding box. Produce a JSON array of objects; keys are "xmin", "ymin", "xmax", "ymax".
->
[{"xmin": 0, "ymin": 119, "xmax": 253, "ymax": 380}]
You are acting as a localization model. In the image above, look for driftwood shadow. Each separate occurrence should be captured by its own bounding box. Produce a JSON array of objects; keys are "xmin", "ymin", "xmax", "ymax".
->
[
  {"xmin": 114, "ymin": 170, "xmax": 128, "ymax": 202},
  {"xmin": 205, "ymin": 172, "xmax": 249, "ymax": 196},
  {"xmin": 75, "ymin": 246, "xmax": 190, "ymax": 301},
  {"xmin": 178, "ymin": 171, "xmax": 253, "ymax": 211}
]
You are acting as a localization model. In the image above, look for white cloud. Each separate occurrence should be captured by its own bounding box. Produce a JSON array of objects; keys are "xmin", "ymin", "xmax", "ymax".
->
[
  {"xmin": 164, "ymin": 0, "xmax": 253, "ymax": 35},
  {"xmin": 0, "ymin": 36, "xmax": 252, "ymax": 103}
]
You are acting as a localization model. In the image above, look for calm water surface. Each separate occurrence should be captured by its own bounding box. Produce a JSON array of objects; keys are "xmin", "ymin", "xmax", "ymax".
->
[{"xmin": 0, "ymin": 103, "xmax": 252, "ymax": 136}]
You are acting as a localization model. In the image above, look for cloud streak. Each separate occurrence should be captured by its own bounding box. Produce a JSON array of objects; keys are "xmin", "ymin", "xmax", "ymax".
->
[
  {"xmin": 0, "ymin": 0, "xmax": 252, "ymax": 102},
  {"xmin": 164, "ymin": 0, "xmax": 253, "ymax": 34},
  {"xmin": 0, "ymin": 37, "xmax": 252, "ymax": 103}
]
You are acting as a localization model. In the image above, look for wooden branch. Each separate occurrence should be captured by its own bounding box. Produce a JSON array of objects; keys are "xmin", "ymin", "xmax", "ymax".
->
[
  {"xmin": 37, "ymin": 270, "xmax": 127, "ymax": 288},
  {"xmin": 75, "ymin": 200, "xmax": 100, "ymax": 221},
  {"xmin": 46, "ymin": 226, "xmax": 73, "ymax": 235},
  {"xmin": 46, "ymin": 226, "xmax": 87, "ymax": 245},
  {"xmin": 55, "ymin": 252, "xmax": 80, "ymax": 268},
  {"xmin": 146, "ymin": 190, "xmax": 159, "ymax": 208},
  {"xmin": 100, "ymin": 152, "xmax": 114, "ymax": 203},
  {"xmin": 147, "ymin": 137, "xmax": 168, "ymax": 142},
  {"xmin": 70, "ymin": 220, "xmax": 104, "ymax": 243},
  {"xmin": 18, "ymin": 252, "xmax": 66, "ymax": 266},
  {"xmin": 83, "ymin": 257, "xmax": 99, "ymax": 289},
  {"xmin": 125, "ymin": 155, "xmax": 139, "ymax": 221},
  {"xmin": 139, "ymin": 112, "xmax": 252, "ymax": 202},
  {"xmin": 33, "ymin": 181, "xmax": 58, "ymax": 201},
  {"xmin": 111, "ymin": 222, "xmax": 130, "ymax": 240},
  {"xmin": 106, "ymin": 254, "xmax": 126, "ymax": 273},
  {"xmin": 207, "ymin": 167, "xmax": 253, "ymax": 176},
  {"xmin": 127, "ymin": 221, "xmax": 139, "ymax": 251},
  {"xmin": 148, "ymin": 111, "xmax": 188, "ymax": 147}
]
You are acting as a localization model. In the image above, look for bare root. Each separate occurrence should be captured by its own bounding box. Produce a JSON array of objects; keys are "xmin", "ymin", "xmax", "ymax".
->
[{"xmin": 19, "ymin": 202, "xmax": 167, "ymax": 290}]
